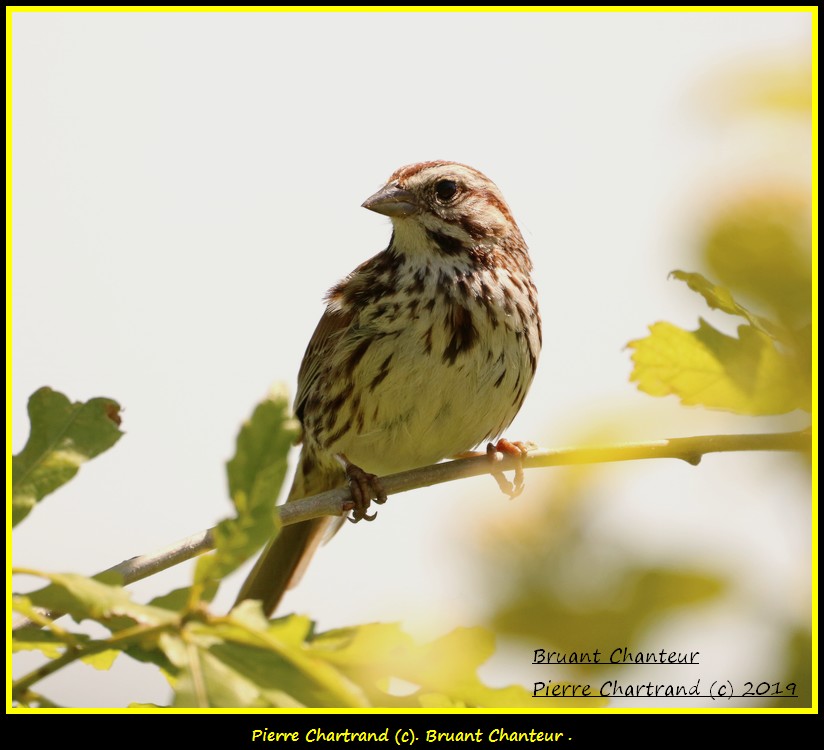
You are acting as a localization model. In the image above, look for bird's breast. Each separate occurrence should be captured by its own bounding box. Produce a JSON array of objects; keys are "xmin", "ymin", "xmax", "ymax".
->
[{"xmin": 313, "ymin": 262, "xmax": 538, "ymax": 476}]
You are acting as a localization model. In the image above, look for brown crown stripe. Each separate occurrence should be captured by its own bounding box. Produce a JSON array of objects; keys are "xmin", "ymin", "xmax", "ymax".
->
[{"xmin": 390, "ymin": 160, "xmax": 489, "ymax": 184}]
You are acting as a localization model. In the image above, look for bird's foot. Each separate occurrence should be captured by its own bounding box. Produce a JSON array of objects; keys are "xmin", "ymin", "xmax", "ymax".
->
[
  {"xmin": 486, "ymin": 439, "xmax": 532, "ymax": 499},
  {"xmin": 337, "ymin": 454, "xmax": 388, "ymax": 523}
]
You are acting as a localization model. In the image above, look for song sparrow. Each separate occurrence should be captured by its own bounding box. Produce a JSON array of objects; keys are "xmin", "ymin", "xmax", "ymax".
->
[{"xmin": 235, "ymin": 161, "xmax": 541, "ymax": 615}]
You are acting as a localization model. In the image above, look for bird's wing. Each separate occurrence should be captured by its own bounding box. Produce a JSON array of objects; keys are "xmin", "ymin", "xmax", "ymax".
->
[{"xmin": 294, "ymin": 307, "xmax": 354, "ymax": 424}]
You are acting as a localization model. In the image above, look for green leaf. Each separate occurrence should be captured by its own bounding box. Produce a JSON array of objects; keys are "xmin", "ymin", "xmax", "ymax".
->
[
  {"xmin": 158, "ymin": 608, "xmax": 366, "ymax": 708},
  {"xmin": 210, "ymin": 609, "xmax": 368, "ymax": 707},
  {"xmin": 159, "ymin": 608, "xmax": 555, "ymax": 708},
  {"xmin": 20, "ymin": 571, "xmax": 177, "ymax": 632},
  {"xmin": 12, "ymin": 388, "xmax": 123, "ymax": 526},
  {"xmin": 11, "ymin": 625, "xmax": 87, "ymax": 659},
  {"xmin": 628, "ymin": 319, "xmax": 809, "ymax": 415},
  {"xmin": 174, "ymin": 649, "xmax": 266, "ymax": 708},
  {"xmin": 309, "ymin": 623, "xmax": 546, "ymax": 708},
  {"xmin": 226, "ymin": 384, "xmax": 299, "ymax": 508},
  {"xmin": 148, "ymin": 583, "xmax": 217, "ymax": 612},
  {"xmin": 700, "ymin": 193, "xmax": 811, "ymax": 328},
  {"xmin": 80, "ymin": 649, "xmax": 120, "ymax": 671},
  {"xmin": 669, "ymin": 270, "xmax": 787, "ymax": 341},
  {"xmin": 494, "ymin": 566, "xmax": 725, "ymax": 651},
  {"xmin": 196, "ymin": 385, "xmax": 299, "ymax": 588}
]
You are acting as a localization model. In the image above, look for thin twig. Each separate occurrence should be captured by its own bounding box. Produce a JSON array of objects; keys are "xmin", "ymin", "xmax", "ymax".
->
[
  {"xmin": 13, "ymin": 429, "xmax": 810, "ymax": 633},
  {"xmin": 85, "ymin": 428, "xmax": 817, "ymax": 581},
  {"xmin": 277, "ymin": 429, "xmax": 811, "ymax": 526},
  {"xmin": 106, "ymin": 530, "xmax": 215, "ymax": 585}
]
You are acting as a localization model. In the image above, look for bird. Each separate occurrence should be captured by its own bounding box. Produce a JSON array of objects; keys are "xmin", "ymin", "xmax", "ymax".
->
[{"xmin": 234, "ymin": 161, "xmax": 541, "ymax": 616}]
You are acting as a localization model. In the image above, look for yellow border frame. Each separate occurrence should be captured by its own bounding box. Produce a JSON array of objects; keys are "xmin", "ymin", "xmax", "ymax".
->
[{"xmin": 6, "ymin": 4, "xmax": 818, "ymax": 717}]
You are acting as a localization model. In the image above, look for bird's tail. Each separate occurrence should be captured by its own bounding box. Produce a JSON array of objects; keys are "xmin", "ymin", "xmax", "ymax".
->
[{"xmin": 233, "ymin": 448, "xmax": 344, "ymax": 617}]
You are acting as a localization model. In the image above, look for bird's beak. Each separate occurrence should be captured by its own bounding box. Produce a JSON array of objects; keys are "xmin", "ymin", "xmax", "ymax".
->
[{"xmin": 361, "ymin": 182, "xmax": 419, "ymax": 217}]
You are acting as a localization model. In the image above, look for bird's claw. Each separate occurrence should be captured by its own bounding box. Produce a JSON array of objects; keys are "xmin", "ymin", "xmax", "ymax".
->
[
  {"xmin": 486, "ymin": 439, "xmax": 531, "ymax": 499},
  {"xmin": 341, "ymin": 458, "xmax": 388, "ymax": 523}
]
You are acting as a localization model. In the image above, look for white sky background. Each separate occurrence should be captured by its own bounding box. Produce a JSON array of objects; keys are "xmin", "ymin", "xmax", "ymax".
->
[{"xmin": 11, "ymin": 10, "xmax": 812, "ymax": 708}]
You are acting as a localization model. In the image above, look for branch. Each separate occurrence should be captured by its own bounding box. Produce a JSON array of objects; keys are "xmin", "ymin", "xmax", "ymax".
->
[
  {"xmin": 95, "ymin": 428, "xmax": 814, "ymax": 583},
  {"xmin": 12, "ymin": 428, "xmax": 809, "ymax": 632}
]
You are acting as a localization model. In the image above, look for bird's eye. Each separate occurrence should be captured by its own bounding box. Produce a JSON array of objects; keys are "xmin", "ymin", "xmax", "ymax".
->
[{"xmin": 434, "ymin": 179, "xmax": 459, "ymax": 203}]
